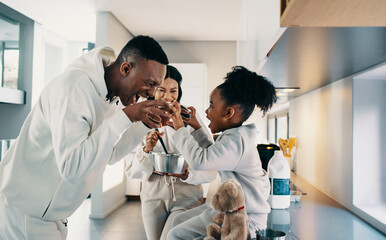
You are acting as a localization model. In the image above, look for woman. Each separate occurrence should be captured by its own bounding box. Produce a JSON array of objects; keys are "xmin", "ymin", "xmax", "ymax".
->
[{"xmin": 125, "ymin": 65, "xmax": 217, "ymax": 240}]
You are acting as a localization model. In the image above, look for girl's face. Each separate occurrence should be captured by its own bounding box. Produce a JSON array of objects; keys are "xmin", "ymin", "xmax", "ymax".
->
[
  {"xmin": 154, "ymin": 77, "xmax": 179, "ymax": 102},
  {"xmin": 205, "ymin": 88, "xmax": 228, "ymax": 133}
]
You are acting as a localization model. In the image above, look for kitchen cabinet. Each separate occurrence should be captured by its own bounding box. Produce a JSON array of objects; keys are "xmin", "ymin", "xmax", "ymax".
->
[{"xmin": 280, "ymin": 0, "xmax": 386, "ymax": 27}]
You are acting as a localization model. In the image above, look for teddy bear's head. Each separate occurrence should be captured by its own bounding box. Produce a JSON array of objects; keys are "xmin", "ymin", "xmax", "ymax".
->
[{"xmin": 211, "ymin": 179, "xmax": 245, "ymax": 213}]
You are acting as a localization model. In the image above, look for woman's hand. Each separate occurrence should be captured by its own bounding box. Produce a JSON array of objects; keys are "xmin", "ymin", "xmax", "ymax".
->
[
  {"xmin": 166, "ymin": 101, "xmax": 185, "ymax": 130},
  {"xmin": 143, "ymin": 130, "xmax": 164, "ymax": 153},
  {"xmin": 183, "ymin": 106, "xmax": 201, "ymax": 130},
  {"xmin": 167, "ymin": 168, "xmax": 189, "ymax": 180}
]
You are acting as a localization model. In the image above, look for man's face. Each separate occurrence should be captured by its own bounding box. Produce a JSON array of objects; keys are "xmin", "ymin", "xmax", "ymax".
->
[{"xmin": 117, "ymin": 59, "xmax": 167, "ymax": 106}]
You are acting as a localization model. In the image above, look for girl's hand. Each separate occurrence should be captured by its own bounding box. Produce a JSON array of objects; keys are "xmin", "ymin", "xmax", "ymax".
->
[
  {"xmin": 166, "ymin": 101, "xmax": 185, "ymax": 130},
  {"xmin": 183, "ymin": 106, "xmax": 201, "ymax": 130},
  {"xmin": 143, "ymin": 130, "xmax": 164, "ymax": 153}
]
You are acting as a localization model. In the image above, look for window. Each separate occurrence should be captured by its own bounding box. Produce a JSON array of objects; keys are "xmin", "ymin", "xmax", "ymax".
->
[
  {"xmin": 0, "ymin": 14, "xmax": 20, "ymax": 89},
  {"xmin": 353, "ymin": 76, "xmax": 386, "ymax": 227},
  {"xmin": 0, "ymin": 139, "xmax": 15, "ymax": 162},
  {"xmin": 267, "ymin": 111, "xmax": 289, "ymax": 144}
]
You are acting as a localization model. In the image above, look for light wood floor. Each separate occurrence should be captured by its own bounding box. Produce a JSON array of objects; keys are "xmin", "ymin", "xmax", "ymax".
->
[{"xmin": 67, "ymin": 198, "xmax": 146, "ymax": 240}]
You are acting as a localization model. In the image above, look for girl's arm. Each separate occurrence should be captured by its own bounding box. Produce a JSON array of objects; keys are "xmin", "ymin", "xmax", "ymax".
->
[
  {"xmin": 189, "ymin": 109, "xmax": 214, "ymax": 148},
  {"xmin": 172, "ymin": 128, "xmax": 243, "ymax": 171},
  {"xmin": 181, "ymin": 168, "xmax": 218, "ymax": 186},
  {"xmin": 168, "ymin": 101, "xmax": 242, "ymax": 171}
]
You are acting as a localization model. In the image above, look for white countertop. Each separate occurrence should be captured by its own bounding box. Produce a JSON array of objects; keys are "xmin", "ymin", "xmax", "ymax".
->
[{"xmin": 253, "ymin": 172, "xmax": 386, "ymax": 240}]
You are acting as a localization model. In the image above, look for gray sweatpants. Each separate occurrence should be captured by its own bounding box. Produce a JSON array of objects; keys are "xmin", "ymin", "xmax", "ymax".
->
[{"xmin": 140, "ymin": 174, "xmax": 204, "ymax": 240}]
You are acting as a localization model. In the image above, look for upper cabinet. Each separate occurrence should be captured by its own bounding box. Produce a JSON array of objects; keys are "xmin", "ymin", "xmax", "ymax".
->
[
  {"xmin": 237, "ymin": 0, "xmax": 386, "ymax": 102},
  {"xmin": 281, "ymin": 0, "xmax": 386, "ymax": 27}
]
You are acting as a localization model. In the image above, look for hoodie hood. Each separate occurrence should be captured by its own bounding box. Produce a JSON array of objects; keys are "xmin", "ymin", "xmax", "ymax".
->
[{"xmin": 64, "ymin": 46, "xmax": 116, "ymax": 100}]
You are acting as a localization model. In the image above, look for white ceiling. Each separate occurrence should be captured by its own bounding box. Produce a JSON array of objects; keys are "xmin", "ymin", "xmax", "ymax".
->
[{"xmin": 1, "ymin": 0, "xmax": 242, "ymax": 42}]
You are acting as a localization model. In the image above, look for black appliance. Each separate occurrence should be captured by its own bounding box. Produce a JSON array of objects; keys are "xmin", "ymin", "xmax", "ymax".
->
[{"xmin": 257, "ymin": 144, "xmax": 280, "ymax": 171}]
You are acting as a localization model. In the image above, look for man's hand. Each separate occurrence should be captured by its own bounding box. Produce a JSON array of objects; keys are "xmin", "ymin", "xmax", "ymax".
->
[{"xmin": 123, "ymin": 100, "xmax": 171, "ymax": 129}]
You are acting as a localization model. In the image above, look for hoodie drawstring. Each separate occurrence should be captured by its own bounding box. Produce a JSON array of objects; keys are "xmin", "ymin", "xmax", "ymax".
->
[{"xmin": 163, "ymin": 175, "xmax": 177, "ymax": 201}]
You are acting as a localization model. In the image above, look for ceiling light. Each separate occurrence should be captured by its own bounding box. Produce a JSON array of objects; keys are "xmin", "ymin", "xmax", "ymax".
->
[{"xmin": 275, "ymin": 87, "xmax": 299, "ymax": 93}]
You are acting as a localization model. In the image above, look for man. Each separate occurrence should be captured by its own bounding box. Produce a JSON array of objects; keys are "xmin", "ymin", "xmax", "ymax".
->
[{"xmin": 0, "ymin": 35, "xmax": 170, "ymax": 239}]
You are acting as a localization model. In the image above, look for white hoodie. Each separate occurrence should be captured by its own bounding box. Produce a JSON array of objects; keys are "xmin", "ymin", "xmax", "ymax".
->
[
  {"xmin": 172, "ymin": 123, "xmax": 271, "ymax": 228},
  {"xmin": 0, "ymin": 47, "xmax": 149, "ymax": 221}
]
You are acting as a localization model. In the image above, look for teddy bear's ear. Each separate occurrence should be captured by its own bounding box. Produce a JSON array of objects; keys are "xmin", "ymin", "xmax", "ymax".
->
[{"xmin": 225, "ymin": 181, "xmax": 238, "ymax": 198}]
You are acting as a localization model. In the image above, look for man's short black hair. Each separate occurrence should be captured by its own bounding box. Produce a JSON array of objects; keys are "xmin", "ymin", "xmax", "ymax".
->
[{"xmin": 117, "ymin": 35, "xmax": 169, "ymax": 65}]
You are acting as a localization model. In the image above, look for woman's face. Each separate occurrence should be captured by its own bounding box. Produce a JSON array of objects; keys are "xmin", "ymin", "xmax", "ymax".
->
[{"xmin": 154, "ymin": 77, "xmax": 179, "ymax": 102}]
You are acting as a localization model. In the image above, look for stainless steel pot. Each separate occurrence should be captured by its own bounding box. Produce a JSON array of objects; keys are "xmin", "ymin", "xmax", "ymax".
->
[
  {"xmin": 256, "ymin": 228, "xmax": 286, "ymax": 240},
  {"xmin": 151, "ymin": 151, "xmax": 187, "ymax": 174}
]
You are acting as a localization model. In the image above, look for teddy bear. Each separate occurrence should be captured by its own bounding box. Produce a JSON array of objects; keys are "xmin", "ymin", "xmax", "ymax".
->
[{"xmin": 204, "ymin": 179, "xmax": 251, "ymax": 240}]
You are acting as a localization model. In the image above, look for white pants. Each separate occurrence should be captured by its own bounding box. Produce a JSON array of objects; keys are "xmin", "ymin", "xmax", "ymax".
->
[
  {"xmin": 166, "ymin": 203, "xmax": 214, "ymax": 240},
  {"xmin": 0, "ymin": 198, "xmax": 67, "ymax": 240},
  {"xmin": 140, "ymin": 174, "xmax": 204, "ymax": 240},
  {"xmin": 166, "ymin": 202, "xmax": 268, "ymax": 240}
]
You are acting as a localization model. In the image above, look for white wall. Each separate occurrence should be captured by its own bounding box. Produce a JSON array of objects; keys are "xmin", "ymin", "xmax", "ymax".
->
[
  {"xmin": 95, "ymin": 12, "xmax": 133, "ymax": 54},
  {"xmin": 289, "ymin": 77, "xmax": 353, "ymax": 205},
  {"xmin": 31, "ymin": 25, "xmax": 88, "ymax": 105},
  {"xmin": 237, "ymin": 0, "xmax": 284, "ymax": 72},
  {"xmin": 67, "ymin": 41, "xmax": 89, "ymax": 65},
  {"xmin": 171, "ymin": 63, "xmax": 208, "ymax": 125},
  {"xmin": 90, "ymin": 11, "xmax": 134, "ymax": 219},
  {"xmin": 159, "ymin": 41, "xmax": 236, "ymax": 94}
]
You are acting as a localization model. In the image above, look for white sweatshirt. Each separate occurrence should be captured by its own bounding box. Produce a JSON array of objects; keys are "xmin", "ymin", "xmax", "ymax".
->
[
  {"xmin": 0, "ymin": 47, "xmax": 149, "ymax": 221},
  {"xmin": 172, "ymin": 124, "xmax": 271, "ymax": 217},
  {"xmin": 125, "ymin": 117, "xmax": 217, "ymax": 185}
]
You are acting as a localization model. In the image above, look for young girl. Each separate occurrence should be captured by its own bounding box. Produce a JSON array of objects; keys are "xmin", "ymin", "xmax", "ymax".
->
[
  {"xmin": 125, "ymin": 65, "xmax": 217, "ymax": 240},
  {"xmin": 165, "ymin": 66, "xmax": 277, "ymax": 239}
]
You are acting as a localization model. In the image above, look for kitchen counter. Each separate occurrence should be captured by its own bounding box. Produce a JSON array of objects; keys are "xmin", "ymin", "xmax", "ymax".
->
[{"xmin": 258, "ymin": 172, "xmax": 385, "ymax": 240}]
